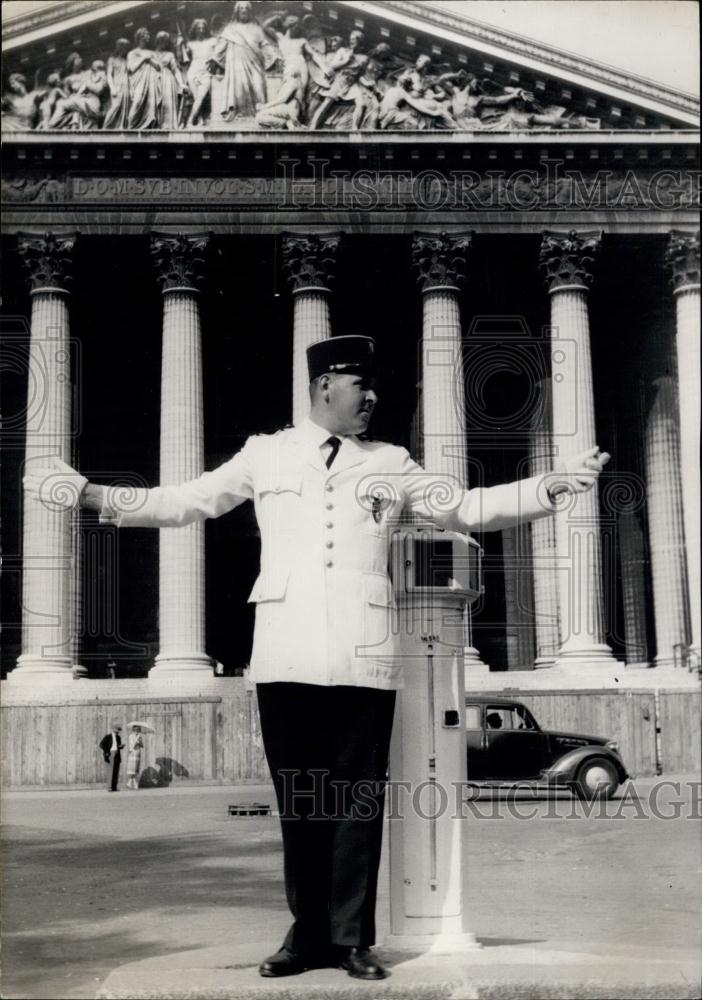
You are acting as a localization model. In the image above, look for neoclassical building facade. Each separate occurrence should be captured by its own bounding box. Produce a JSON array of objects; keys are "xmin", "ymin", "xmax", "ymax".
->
[{"xmin": 1, "ymin": 0, "xmax": 700, "ymax": 694}]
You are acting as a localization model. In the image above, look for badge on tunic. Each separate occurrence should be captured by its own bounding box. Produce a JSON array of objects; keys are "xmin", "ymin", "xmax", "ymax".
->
[{"xmin": 371, "ymin": 492, "xmax": 389, "ymax": 524}]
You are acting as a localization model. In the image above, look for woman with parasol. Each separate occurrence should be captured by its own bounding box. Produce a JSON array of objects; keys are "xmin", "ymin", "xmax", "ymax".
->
[{"xmin": 125, "ymin": 721, "xmax": 153, "ymax": 789}]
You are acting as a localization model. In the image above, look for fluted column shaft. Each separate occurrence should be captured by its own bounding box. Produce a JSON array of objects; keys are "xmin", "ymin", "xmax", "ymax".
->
[
  {"xmin": 13, "ymin": 235, "xmax": 77, "ymax": 683},
  {"xmin": 151, "ymin": 235, "xmax": 211, "ymax": 675},
  {"xmin": 282, "ymin": 234, "xmax": 341, "ymax": 425},
  {"xmin": 618, "ymin": 511, "xmax": 650, "ymax": 667},
  {"xmin": 644, "ymin": 376, "xmax": 689, "ymax": 666},
  {"xmin": 292, "ymin": 290, "xmax": 331, "ymax": 425},
  {"xmin": 540, "ymin": 232, "xmax": 616, "ymax": 666},
  {"xmin": 674, "ymin": 287, "xmax": 700, "ymax": 655},
  {"xmin": 387, "ymin": 233, "xmax": 478, "ymax": 948},
  {"xmin": 528, "ymin": 380, "xmax": 559, "ymax": 666},
  {"xmin": 421, "ymin": 289, "xmax": 467, "ymax": 480},
  {"xmin": 665, "ymin": 230, "xmax": 701, "ymax": 659},
  {"xmin": 501, "ymin": 524, "xmax": 536, "ymax": 670}
]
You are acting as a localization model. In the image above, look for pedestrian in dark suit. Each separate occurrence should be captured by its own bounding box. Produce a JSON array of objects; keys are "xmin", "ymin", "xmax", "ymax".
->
[{"xmin": 99, "ymin": 723, "xmax": 124, "ymax": 791}]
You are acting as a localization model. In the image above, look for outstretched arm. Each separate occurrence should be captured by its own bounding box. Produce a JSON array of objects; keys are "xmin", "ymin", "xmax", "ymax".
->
[
  {"xmin": 400, "ymin": 446, "xmax": 610, "ymax": 533},
  {"xmin": 23, "ymin": 444, "xmax": 257, "ymax": 528}
]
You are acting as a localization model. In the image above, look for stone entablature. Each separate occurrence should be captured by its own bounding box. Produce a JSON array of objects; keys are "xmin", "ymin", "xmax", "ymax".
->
[{"xmin": 2, "ymin": 0, "xmax": 695, "ymax": 135}]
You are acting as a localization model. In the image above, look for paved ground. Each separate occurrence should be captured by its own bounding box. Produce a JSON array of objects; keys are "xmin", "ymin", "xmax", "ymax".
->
[{"xmin": 1, "ymin": 777, "xmax": 700, "ymax": 999}]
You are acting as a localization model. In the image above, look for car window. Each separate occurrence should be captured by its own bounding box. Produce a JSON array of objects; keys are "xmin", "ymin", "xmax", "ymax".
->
[
  {"xmin": 515, "ymin": 705, "xmax": 536, "ymax": 730},
  {"xmin": 486, "ymin": 706, "xmax": 536, "ymax": 731},
  {"xmin": 465, "ymin": 705, "xmax": 482, "ymax": 730}
]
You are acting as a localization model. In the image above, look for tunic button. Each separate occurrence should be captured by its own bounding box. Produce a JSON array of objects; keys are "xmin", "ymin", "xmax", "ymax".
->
[
  {"xmin": 326, "ymin": 502, "xmax": 334, "ymax": 510},
  {"xmin": 325, "ymin": 559, "xmax": 334, "ymax": 568},
  {"xmin": 325, "ymin": 484, "xmax": 334, "ymax": 493},
  {"xmin": 326, "ymin": 540, "xmax": 334, "ymax": 549},
  {"xmin": 326, "ymin": 521, "xmax": 333, "ymax": 529}
]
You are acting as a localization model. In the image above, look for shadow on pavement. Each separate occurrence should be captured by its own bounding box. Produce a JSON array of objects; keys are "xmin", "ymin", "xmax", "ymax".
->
[{"xmin": 2, "ymin": 825, "xmax": 286, "ymax": 1000}]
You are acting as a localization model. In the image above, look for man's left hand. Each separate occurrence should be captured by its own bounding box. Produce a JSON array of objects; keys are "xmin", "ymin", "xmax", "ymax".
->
[{"xmin": 546, "ymin": 446, "xmax": 611, "ymax": 499}]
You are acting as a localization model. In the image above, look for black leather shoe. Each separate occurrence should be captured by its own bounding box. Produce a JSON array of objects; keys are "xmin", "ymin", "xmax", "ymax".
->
[
  {"xmin": 338, "ymin": 947, "xmax": 388, "ymax": 980},
  {"xmin": 259, "ymin": 948, "xmax": 308, "ymax": 977},
  {"xmin": 258, "ymin": 947, "xmax": 330, "ymax": 977}
]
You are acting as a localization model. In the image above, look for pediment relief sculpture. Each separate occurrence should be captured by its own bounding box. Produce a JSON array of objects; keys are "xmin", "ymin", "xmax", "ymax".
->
[{"xmin": 1, "ymin": 0, "xmax": 610, "ymax": 134}]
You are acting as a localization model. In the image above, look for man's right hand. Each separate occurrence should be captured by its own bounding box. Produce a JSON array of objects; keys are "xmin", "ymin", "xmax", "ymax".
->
[{"xmin": 23, "ymin": 456, "xmax": 88, "ymax": 510}]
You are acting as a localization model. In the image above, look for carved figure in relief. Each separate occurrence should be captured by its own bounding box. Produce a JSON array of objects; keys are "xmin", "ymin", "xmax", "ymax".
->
[
  {"xmin": 182, "ymin": 19, "xmax": 217, "ymax": 127},
  {"xmin": 396, "ymin": 53, "xmax": 433, "ymax": 97},
  {"xmin": 0, "ymin": 6, "xmax": 609, "ymax": 133},
  {"xmin": 2, "ymin": 176, "xmax": 62, "ymax": 202},
  {"xmin": 344, "ymin": 43, "xmax": 397, "ymax": 129},
  {"xmin": 103, "ymin": 38, "xmax": 131, "ymax": 129},
  {"xmin": 1, "ymin": 73, "xmax": 43, "ymax": 131},
  {"xmin": 127, "ymin": 28, "xmax": 162, "ymax": 130},
  {"xmin": 305, "ymin": 34, "xmax": 342, "ymax": 121},
  {"xmin": 36, "ymin": 73, "xmax": 66, "ymax": 130},
  {"xmin": 48, "ymin": 54, "xmax": 108, "ymax": 130},
  {"xmin": 378, "ymin": 75, "xmax": 457, "ymax": 130},
  {"xmin": 258, "ymin": 14, "xmax": 331, "ymax": 124},
  {"xmin": 477, "ymin": 86, "xmax": 594, "ymax": 130},
  {"xmin": 209, "ymin": 1, "xmax": 277, "ymax": 121},
  {"xmin": 384, "ymin": 54, "xmax": 459, "ymax": 130},
  {"xmin": 438, "ymin": 72, "xmax": 524, "ymax": 128},
  {"xmin": 154, "ymin": 31, "xmax": 187, "ymax": 130},
  {"xmin": 308, "ymin": 29, "xmax": 368, "ymax": 129}
]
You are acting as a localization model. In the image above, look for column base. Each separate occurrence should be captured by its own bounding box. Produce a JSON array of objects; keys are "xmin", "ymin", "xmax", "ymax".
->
[
  {"xmin": 9, "ymin": 655, "xmax": 74, "ymax": 684},
  {"xmin": 150, "ymin": 653, "xmax": 213, "ymax": 675},
  {"xmin": 534, "ymin": 656, "xmax": 557, "ymax": 669},
  {"xmin": 554, "ymin": 643, "xmax": 620, "ymax": 670},
  {"xmin": 384, "ymin": 931, "xmax": 482, "ymax": 953},
  {"xmin": 464, "ymin": 646, "xmax": 489, "ymax": 673}
]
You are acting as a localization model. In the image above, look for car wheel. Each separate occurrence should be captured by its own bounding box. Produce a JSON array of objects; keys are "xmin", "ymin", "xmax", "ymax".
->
[{"xmin": 574, "ymin": 757, "xmax": 620, "ymax": 800}]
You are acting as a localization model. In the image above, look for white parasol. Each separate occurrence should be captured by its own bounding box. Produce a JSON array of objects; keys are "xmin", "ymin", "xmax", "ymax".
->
[{"xmin": 126, "ymin": 720, "xmax": 155, "ymax": 734}]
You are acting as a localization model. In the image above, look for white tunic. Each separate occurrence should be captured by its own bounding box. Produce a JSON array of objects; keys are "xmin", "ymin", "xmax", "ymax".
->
[{"xmin": 102, "ymin": 418, "xmax": 554, "ymax": 689}]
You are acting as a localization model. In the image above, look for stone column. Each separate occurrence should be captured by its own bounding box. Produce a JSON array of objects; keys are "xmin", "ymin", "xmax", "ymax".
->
[
  {"xmin": 528, "ymin": 379, "xmax": 560, "ymax": 667},
  {"xmin": 150, "ymin": 234, "xmax": 212, "ymax": 677},
  {"xmin": 12, "ymin": 233, "xmax": 77, "ymax": 684},
  {"xmin": 540, "ymin": 231, "xmax": 617, "ymax": 667},
  {"xmin": 618, "ymin": 511, "xmax": 650, "ymax": 668},
  {"xmin": 501, "ymin": 523, "xmax": 536, "ymax": 670},
  {"xmin": 69, "ymin": 440, "xmax": 87, "ymax": 678},
  {"xmin": 413, "ymin": 232, "xmax": 486, "ymax": 671},
  {"xmin": 282, "ymin": 234, "xmax": 341, "ymax": 426},
  {"xmin": 665, "ymin": 231, "xmax": 700, "ymax": 662},
  {"xmin": 387, "ymin": 232, "xmax": 479, "ymax": 951},
  {"xmin": 644, "ymin": 375, "xmax": 689, "ymax": 667}
]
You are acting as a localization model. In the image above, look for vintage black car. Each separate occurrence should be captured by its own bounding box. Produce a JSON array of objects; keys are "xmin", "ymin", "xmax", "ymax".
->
[{"xmin": 465, "ymin": 695, "xmax": 628, "ymax": 799}]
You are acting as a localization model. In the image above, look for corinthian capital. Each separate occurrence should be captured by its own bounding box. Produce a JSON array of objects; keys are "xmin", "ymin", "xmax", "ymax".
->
[
  {"xmin": 539, "ymin": 230, "xmax": 602, "ymax": 293},
  {"xmin": 282, "ymin": 234, "xmax": 342, "ymax": 292},
  {"xmin": 150, "ymin": 233, "xmax": 210, "ymax": 292},
  {"xmin": 412, "ymin": 232, "xmax": 472, "ymax": 292},
  {"xmin": 665, "ymin": 231, "xmax": 700, "ymax": 293},
  {"xmin": 17, "ymin": 232, "xmax": 76, "ymax": 292}
]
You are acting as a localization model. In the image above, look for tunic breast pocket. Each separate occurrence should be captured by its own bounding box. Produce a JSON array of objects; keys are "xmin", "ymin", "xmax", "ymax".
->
[{"xmin": 255, "ymin": 473, "xmax": 303, "ymax": 500}]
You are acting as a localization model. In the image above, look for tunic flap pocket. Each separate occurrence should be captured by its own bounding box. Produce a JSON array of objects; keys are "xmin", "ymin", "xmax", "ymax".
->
[
  {"xmin": 255, "ymin": 472, "xmax": 303, "ymax": 497},
  {"xmin": 247, "ymin": 568, "xmax": 290, "ymax": 603},
  {"xmin": 362, "ymin": 572, "xmax": 395, "ymax": 608}
]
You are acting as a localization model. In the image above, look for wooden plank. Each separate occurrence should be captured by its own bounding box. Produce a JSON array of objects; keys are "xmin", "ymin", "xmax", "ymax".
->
[
  {"xmin": 517, "ymin": 690, "xmax": 658, "ymax": 777},
  {"xmin": 658, "ymin": 690, "xmax": 702, "ymax": 773}
]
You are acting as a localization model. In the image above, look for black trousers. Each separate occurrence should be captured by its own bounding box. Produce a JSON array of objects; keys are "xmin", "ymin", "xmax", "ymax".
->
[
  {"xmin": 107, "ymin": 750, "xmax": 121, "ymax": 791},
  {"xmin": 257, "ymin": 682, "xmax": 396, "ymax": 954}
]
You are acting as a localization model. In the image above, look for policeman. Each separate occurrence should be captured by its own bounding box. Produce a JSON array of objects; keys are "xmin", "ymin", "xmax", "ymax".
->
[{"xmin": 25, "ymin": 335, "xmax": 609, "ymax": 980}]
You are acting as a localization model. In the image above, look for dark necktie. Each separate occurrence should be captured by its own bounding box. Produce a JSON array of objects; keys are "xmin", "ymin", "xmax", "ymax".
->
[{"xmin": 325, "ymin": 435, "xmax": 341, "ymax": 469}]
